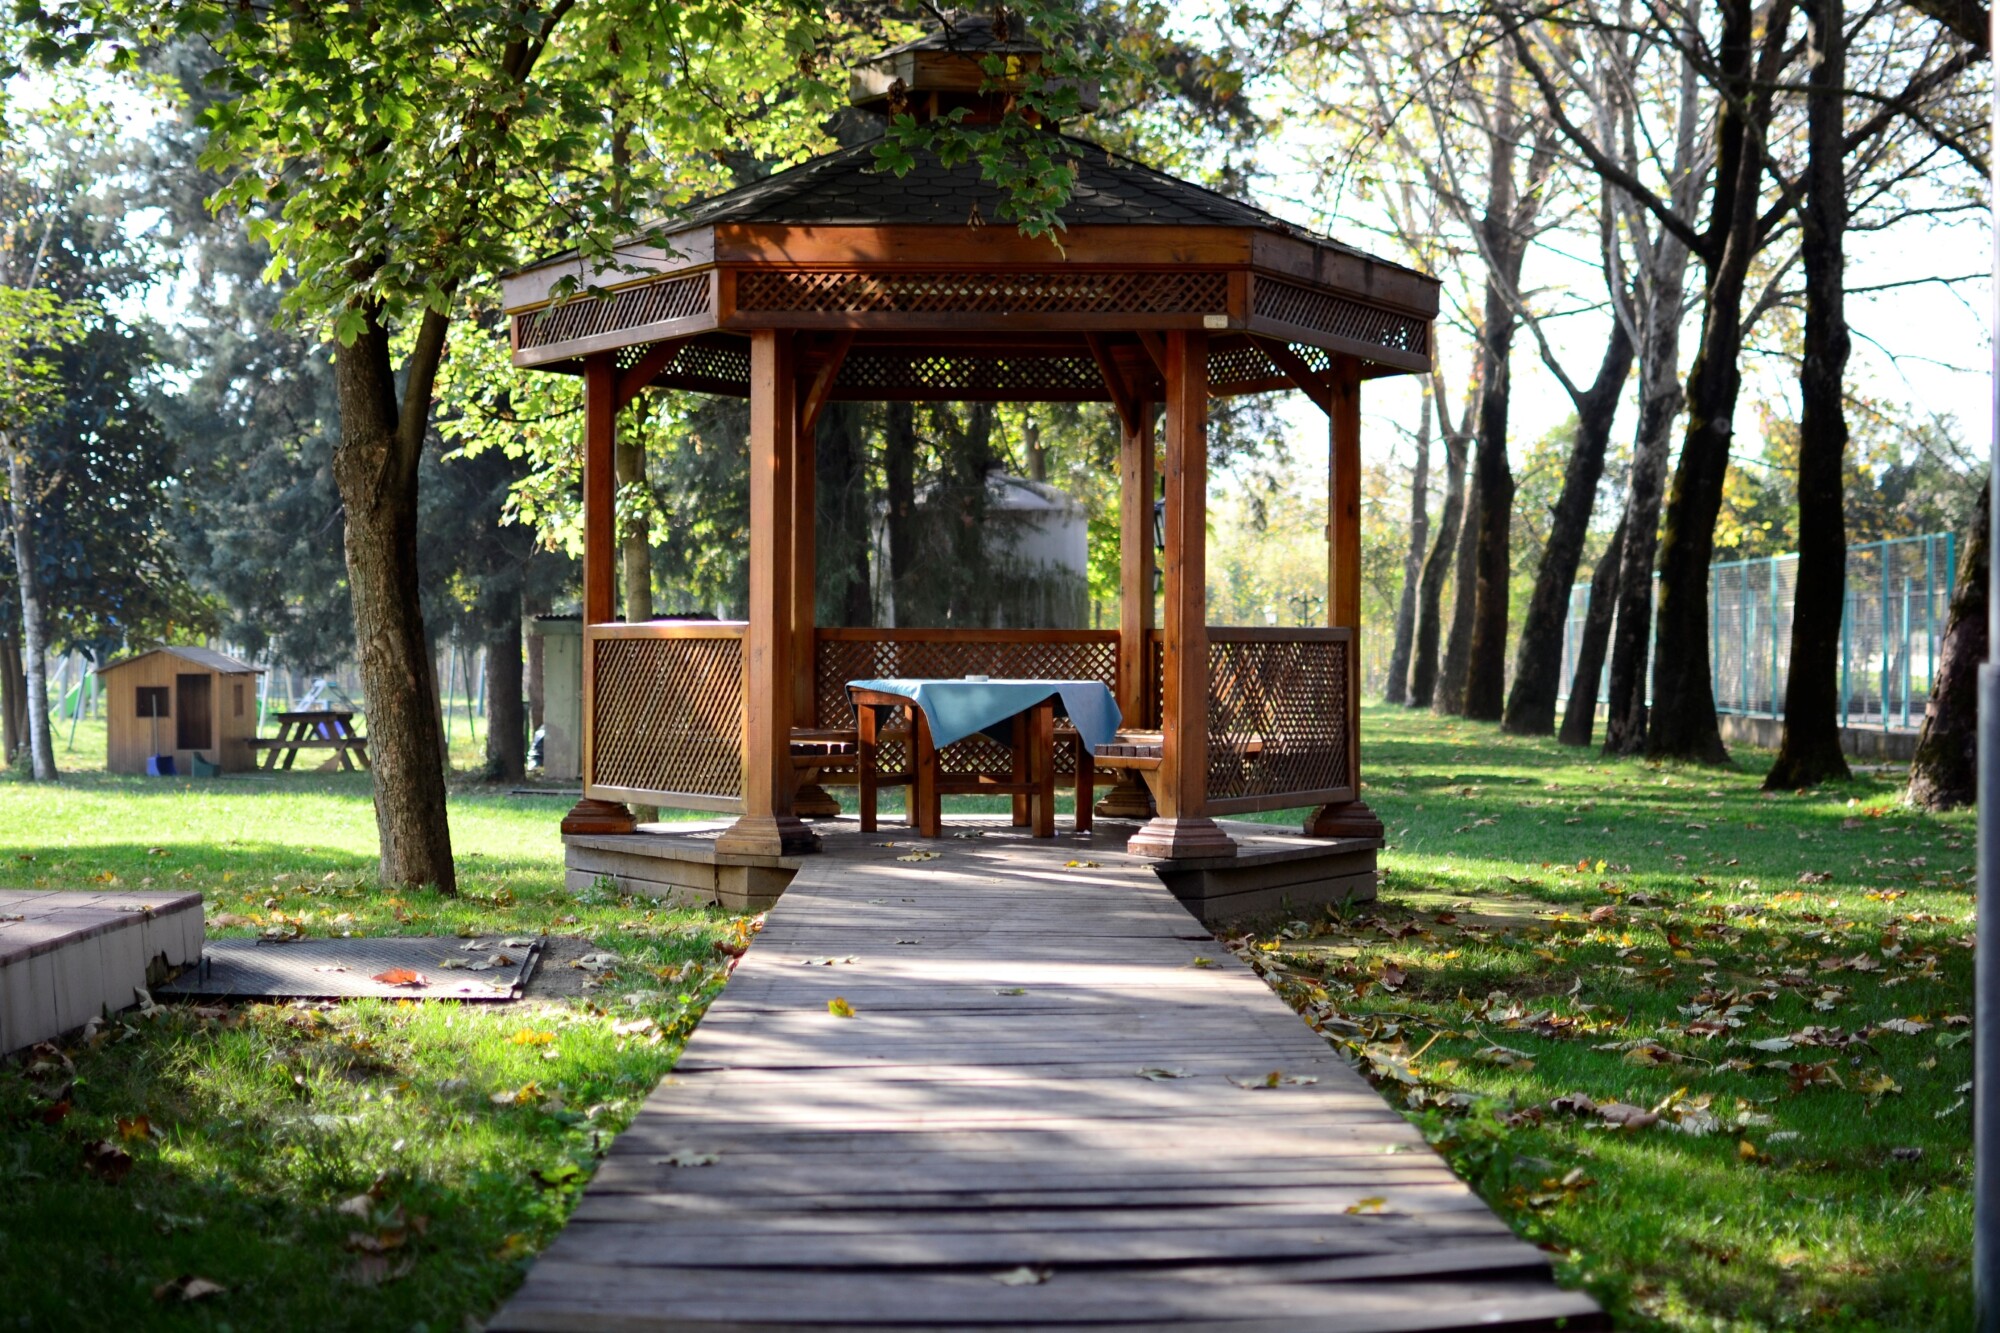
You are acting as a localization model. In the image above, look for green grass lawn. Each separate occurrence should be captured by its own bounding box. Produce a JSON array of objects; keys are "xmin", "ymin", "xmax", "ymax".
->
[
  {"xmin": 0, "ymin": 705, "xmax": 1973, "ymax": 1330},
  {"xmin": 1235, "ymin": 705, "xmax": 1973, "ymax": 1330},
  {"xmin": 0, "ymin": 758, "xmax": 734, "ymax": 1332}
]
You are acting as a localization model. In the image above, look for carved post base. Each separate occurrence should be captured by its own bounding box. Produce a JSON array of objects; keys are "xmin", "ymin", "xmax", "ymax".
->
[
  {"xmin": 1304, "ymin": 799, "xmax": 1385, "ymax": 840},
  {"xmin": 560, "ymin": 798, "xmax": 638, "ymax": 836},
  {"xmin": 1092, "ymin": 774, "xmax": 1154, "ymax": 820},
  {"xmin": 794, "ymin": 781, "xmax": 842, "ymax": 819},
  {"xmin": 715, "ymin": 814, "xmax": 822, "ymax": 857},
  {"xmin": 1126, "ymin": 816, "xmax": 1236, "ymax": 860}
]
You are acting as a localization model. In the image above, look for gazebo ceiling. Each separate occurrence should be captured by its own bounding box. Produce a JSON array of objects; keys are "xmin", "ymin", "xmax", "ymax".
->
[{"xmin": 498, "ymin": 27, "xmax": 1438, "ymax": 404}]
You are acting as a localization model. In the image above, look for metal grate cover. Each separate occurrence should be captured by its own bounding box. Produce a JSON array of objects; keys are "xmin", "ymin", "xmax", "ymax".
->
[{"xmin": 158, "ymin": 936, "xmax": 543, "ymax": 1001}]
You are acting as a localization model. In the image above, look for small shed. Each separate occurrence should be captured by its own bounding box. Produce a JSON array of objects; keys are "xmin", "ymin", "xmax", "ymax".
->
[{"xmin": 98, "ymin": 647, "xmax": 264, "ymax": 776}]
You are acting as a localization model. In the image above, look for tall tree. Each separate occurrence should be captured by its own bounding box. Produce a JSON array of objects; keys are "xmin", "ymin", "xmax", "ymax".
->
[
  {"xmin": 1559, "ymin": 514, "xmax": 1627, "ymax": 745},
  {"xmin": 1383, "ymin": 385, "xmax": 1432, "ymax": 703},
  {"xmin": 1408, "ymin": 379, "xmax": 1471, "ymax": 707},
  {"xmin": 1764, "ymin": 0, "xmax": 1852, "ymax": 788},
  {"xmin": 1435, "ymin": 472, "xmax": 1481, "ymax": 712}
]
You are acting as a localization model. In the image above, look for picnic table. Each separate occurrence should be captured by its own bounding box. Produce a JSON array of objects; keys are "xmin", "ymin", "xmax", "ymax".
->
[
  {"xmin": 253, "ymin": 710, "xmax": 370, "ymax": 771},
  {"xmin": 846, "ymin": 678, "xmax": 1120, "ymax": 839}
]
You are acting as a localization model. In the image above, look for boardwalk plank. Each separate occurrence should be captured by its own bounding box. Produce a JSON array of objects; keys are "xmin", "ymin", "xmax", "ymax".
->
[{"xmin": 491, "ymin": 829, "xmax": 1602, "ymax": 1331}]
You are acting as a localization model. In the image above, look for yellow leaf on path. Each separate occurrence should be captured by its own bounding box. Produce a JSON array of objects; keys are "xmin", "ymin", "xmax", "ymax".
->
[
  {"xmin": 1063, "ymin": 860, "xmax": 1101, "ymax": 868},
  {"xmin": 828, "ymin": 997, "xmax": 856, "ymax": 1018},
  {"xmin": 371, "ymin": 968, "xmax": 427, "ymax": 987},
  {"xmin": 1344, "ymin": 1197, "xmax": 1387, "ymax": 1214},
  {"xmin": 895, "ymin": 851, "xmax": 940, "ymax": 862}
]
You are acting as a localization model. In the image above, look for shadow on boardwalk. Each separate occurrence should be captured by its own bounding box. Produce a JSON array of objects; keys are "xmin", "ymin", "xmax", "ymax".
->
[{"xmin": 492, "ymin": 821, "xmax": 1604, "ymax": 1331}]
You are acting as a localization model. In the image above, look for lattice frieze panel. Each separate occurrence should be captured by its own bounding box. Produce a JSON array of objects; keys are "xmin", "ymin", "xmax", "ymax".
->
[
  {"xmin": 738, "ymin": 270, "xmax": 1229, "ymax": 317},
  {"xmin": 591, "ymin": 636, "xmax": 743, "ymax": 799},
  {"xmin": 1205, "ymin": 636, "xmax": 1350, "ymax": 802},
  {"xmin": 836, "ymin": 351, "xmax": 1104, "ymax": 397},
  {"xmin": 517, "ymin": 274, "xmax": 711, "ymax": 350},
  {"xmin": 814, "ymin": 634, "xmax": 1119, "ymax": 779},
  {"xmin": 1254, "ymin": 279, "xmax": 1427, "ymax": 357}
]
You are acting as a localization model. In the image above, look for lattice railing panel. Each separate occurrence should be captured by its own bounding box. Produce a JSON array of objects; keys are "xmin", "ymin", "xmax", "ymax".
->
[
  {"xmin": 815, "ymin": 633, "xmax": 1119, "ymax": 778},
  {"xmin": 591, "ymin": 634, "xmax": 743, "ymax": 799},
  {"xmin": 738, "ymin": 270, "xmax": 1229, "ymax": 316},
  {"xmin": 836, "ymin": 351, "xmax": 1104, "ymax": 397},
  {"xmin": 1205, "ymin": 634, "xmax": 1349, "ymax": 802},
  {"xmin": 1210, "ymin": 340, "xmax": 1339, "ymax": 395},
  {"xmin": 1254, "ymin": 278, "xmax": 1427, "ymax": 357},
  {"xmin": 517, "ymin": 274, "xmax": 711, "ymax": 350}
]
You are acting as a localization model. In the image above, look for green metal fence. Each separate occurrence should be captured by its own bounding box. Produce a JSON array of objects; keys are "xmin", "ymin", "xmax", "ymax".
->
[{"xmin": 1559, "ymin": 532, "xmax": 1957, "ymax": 730}]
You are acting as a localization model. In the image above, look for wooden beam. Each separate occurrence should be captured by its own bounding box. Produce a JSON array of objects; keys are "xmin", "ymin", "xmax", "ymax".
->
[
  {"xmin": 1134, "ymin": 330, "xmax": 1169, "ymax": 382},
  {"xmin": 798, "ymin": 333, "xmax": 856, "ymax": 441},
  {"xmin": 582, "ymin": 355, "xmax": 618, "ymax": 627},
  {"xmin": 717, "ymin": 329, "xmax": 819, "ymax": 857},
  {"xmin": 1248, "ymin": 335, "xmax": 1332, "ymax": 416},
  {"xmin": 1127, "ymin": 331, "xmax": 1233, "ymax": 860},
  {"xmin": 616, "ymin": 336, "xmax": 696, "ymax": 410},
  {"xmin": 1083, "ymin": 334, "xmax": 1139, "ymax": 438}
]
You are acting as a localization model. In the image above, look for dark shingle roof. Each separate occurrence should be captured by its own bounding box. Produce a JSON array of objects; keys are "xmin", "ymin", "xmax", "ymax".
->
[
  {"xmin": 866, "ymin": 12, "xmax": 1045, "ymax": 60},
  {"xmin": 671, "ymin": 134, "xmax": 1361, "ymax": 253}
]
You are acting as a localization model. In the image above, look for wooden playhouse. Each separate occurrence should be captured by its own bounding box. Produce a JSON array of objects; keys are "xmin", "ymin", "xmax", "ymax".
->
[{"xmin": 98, "ymin": 646, "xmax": 263, "ymax": 775}]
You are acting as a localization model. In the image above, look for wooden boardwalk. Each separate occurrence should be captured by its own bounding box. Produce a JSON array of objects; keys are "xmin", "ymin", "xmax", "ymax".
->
[{"xmin": 493, "ymin": 826, "xmax": 1603, "ymax": 1331}]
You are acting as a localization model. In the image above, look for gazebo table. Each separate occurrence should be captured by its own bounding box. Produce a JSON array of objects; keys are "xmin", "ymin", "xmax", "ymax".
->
[{"xmin": 849, "ymin": 684, "xmax": 1065, "ymax": 839}]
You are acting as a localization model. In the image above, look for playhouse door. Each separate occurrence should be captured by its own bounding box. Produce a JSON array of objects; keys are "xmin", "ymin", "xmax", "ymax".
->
[{"xmin": 175, "ymin": 674, "xmax": 212, "ymax": 752}]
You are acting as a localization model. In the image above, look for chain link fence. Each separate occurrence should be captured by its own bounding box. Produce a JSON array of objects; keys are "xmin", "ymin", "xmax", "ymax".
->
[{"xmin": 1559, "ymin": 532, "xmax": 1957, "ymax": 731}]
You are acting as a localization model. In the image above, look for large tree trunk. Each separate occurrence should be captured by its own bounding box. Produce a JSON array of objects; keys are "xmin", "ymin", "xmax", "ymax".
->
[
  {"xmin": 1503, "ymin": 320, "xmax": 1636, "ymax": 734},
  {"xmin": 482, "ymin": 590, "xmax": 525, "ymax": 783},
  {"xmin": 0, "ymin": 603, "xmax": 23, "ymax": 764},
  {"xmin": 1384, "ymin": 389, "xmax": 1433, "ymax": 704},
  {"xmin": 1462, "ymin": 319, "xmax": 1517, "ymax": 720},
  {"xmin": 1436, "ymin": 474, "xmax": 1481, "ymax": 714},
  {"xmin": 882, "ymin": 402, "xmax": 918, "ymax": 627},
  {"xmin": 1408, "ymin": 421, "xmax": 1468, "ymax": 707},
  {"xmin": 1603, "ymin": 335, "xmax": 1685, "ymax": 753},
  {"xmin": 816, "ymin": 401, "xmax": 874, "ymax": 626},
  {"xmin": 1646, "ymin": 0, "xmax": 1791, "ymax": 763},
  {"xmin": 1765, "ymin": 0, "xmax": 1852, "ymax": 790},
  {"xmin": 1559, "ymin": 516, "xmax": 1628, "ymax": 747},
  {"xmin": 330, "ymin": 319, "xmax": 457, "ymax": 892},
  {"xmin": 6, "ymin": 448, "xmax": 56, "ymax": 780},
  {"xmin": 1908, "ymin": 480, "xmax": 1987, "ymax": 809}
]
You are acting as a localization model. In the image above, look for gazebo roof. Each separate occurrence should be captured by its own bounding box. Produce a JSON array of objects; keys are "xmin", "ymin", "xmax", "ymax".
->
[{"xmin": 499, "ymin": 26, "xmax": 1438, "ymax": 404}]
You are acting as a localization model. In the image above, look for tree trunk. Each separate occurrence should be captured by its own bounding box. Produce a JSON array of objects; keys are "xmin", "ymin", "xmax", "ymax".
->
[
  {"xmin": 0, "ymin": 606, "xmax": 23, "ymax": 764},
  {"xmin": 1908, "ymin": 480, "xmax": 1987, "ymax": 809},
  {"xmin": 526, "ymin": 611, "xmax": 545, "ymax": 732},
  {"xmin": 816, "ymin": 401, "xmax": 873, "ymax": 627},
  {"xmin": 1384, "ymin": 388, "xmax": 1433, "ymax": 704},
  {"xmin": 1463, "ymin": 324, "xmax": 1517, "ymax": 721},
  {"xmin": 330, "ymin": 320, "xmax": 457, "ymax": 893},
  {"xmin": 617, "ymin": 438, "xmax": 653, "ymax": 623},
  {"xmin": 882, "ymin": 401, "xmax": 918, "ymax": 626},
  {"xmin": 1409, "ymin": 421, "xmax": 1468, "ymax": 708},
  {"xmin": 1503, "ymin": 320, "xmax": 1636, "ymax": 734},
  {"xmin": 1765, "ymin": 0, "xmax": 1851, "ymax": 790},
  {"xmin": 1646, "ymin": 0, "xmax": 1790, "ymax": 764},
  {"xmin": 1603, "ymin": 341, "xmax": 1684, "ymax": 753},
  {"xmin": 1559, "ymin": 516, "xmax": 1628, "ymax": 747},
  {"xmin": 1436, "ymin": 474, "xmax": 1481, "ymax": 714},
  {"xmin": 481, "ymin": 590, "xmax": 525, "ymax": 783},
  {"xmin": 6, "ymin": 448, "xmax": 56, "ymax": 780}
]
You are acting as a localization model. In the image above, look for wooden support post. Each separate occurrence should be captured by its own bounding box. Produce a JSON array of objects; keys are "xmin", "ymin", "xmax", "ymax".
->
[
  {"xmin": 1306, "ymin": 355, "xmax": 1383, "ymax": 841},
  {"xmin": 1128, "ymin": 332, "xmax": 1234, "ymax": 860},
  {"xmin": 718, "ymin": 330, "xmax": 819, "ymax": 857},
  {"xmin": 563, "ymin": 354, "xmax": 636, "ymax": 836},
  {"xmin": 792, "ymin": 363, "xmax": 841, "ymax": 819},
  {"xmin": 1097, "ymin": 399, "xmax": 1156, "ymax": 820}
]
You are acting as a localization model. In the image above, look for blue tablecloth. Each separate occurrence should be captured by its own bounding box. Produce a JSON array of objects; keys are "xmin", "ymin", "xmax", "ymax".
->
[{"xmin": 847, "ymin": 678, "xmax": 1122, "ymax": 753}]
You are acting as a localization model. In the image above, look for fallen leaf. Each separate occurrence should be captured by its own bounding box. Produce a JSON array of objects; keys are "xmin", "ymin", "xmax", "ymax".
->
[
  {"xmin": 508, "ymin": 1030, "xmax": 557, "ymax": 1046},
  {"xmin": 1063, "ymin": 860, "xmax": 1101, "ymax": 868},
  {"xmin": 994, "ymin": 987, "xmax": 1027, "ymax": 996},
  {"xmin": 370, "ymin": 968, "xmax": 428, "ymax": 987},
  {"xmin": 83, "ymin": 1140, "xmax": 134, "ymax": 1183},
  {"xmin": 651, "ymin": 1149, "xmax": 720, "ymax": 1167},
  {"xmin": 116, "ymin": 1114, "xmax": 152, "ymax": 1142},
  {"xmin": 991, "ymin": 1266, "xmax": 1051, "ymax": 1286},
  {"xmin": 828, "ymin": 997, "xmax": 855, "ymax": 1018},
  {"xmin": 1136, "ymin": 1067, "xmax": 1192, "ymax": 1081},
  {"xmin": 1344, "ymin": 1197, "xmax": 1388, "ymax": 1214},
  {"xmin": 151, "ymin": 1275, "xmax": 225, "ymax": 1302},
  {"xmin": 895, "ymin": 851, "xmax": 940, "ymax": 862}
]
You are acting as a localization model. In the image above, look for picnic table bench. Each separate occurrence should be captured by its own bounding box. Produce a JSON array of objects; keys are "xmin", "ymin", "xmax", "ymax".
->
[{"xmin": 251, "ymin": 710, "xmax": 370, "ymax": 771}]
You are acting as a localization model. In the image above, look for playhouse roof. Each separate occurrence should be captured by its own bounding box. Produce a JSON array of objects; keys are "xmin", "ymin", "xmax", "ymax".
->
[{"xmin": 97, "ymin": 646, "xmax": 262, "ymax": 676}]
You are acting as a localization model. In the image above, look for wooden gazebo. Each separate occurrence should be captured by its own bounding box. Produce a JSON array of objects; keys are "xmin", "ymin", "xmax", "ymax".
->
[{"xmin": 498, "ymin": 17, "xmax": 1438, "ymax": 866}]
